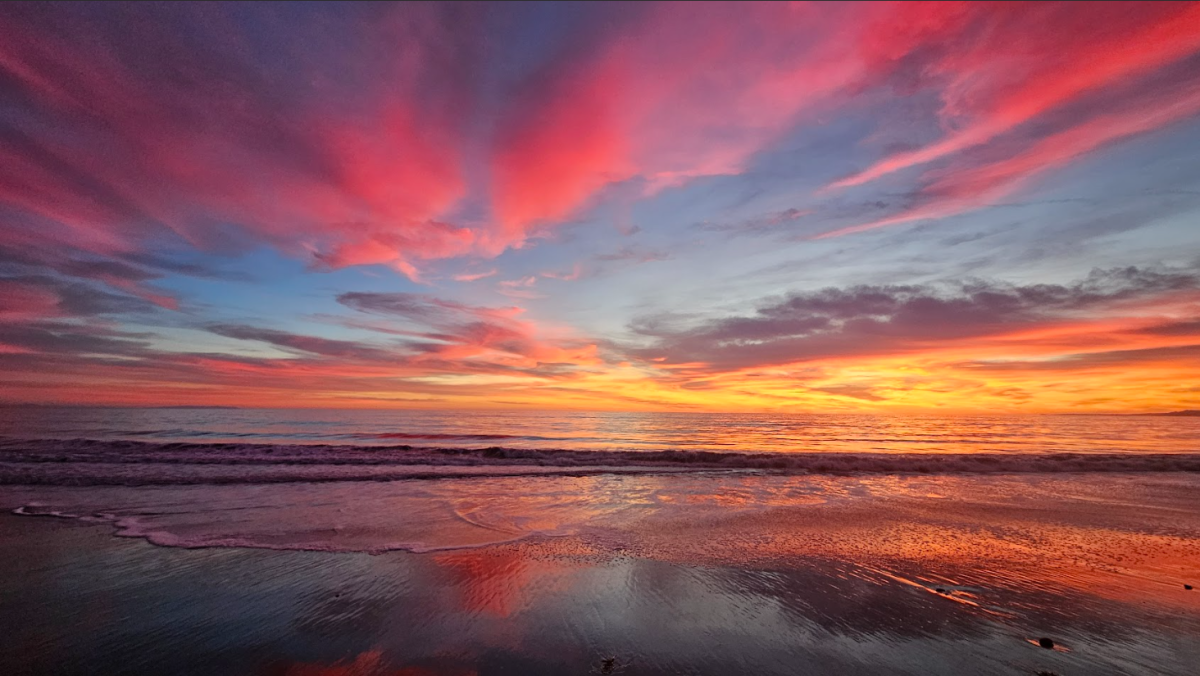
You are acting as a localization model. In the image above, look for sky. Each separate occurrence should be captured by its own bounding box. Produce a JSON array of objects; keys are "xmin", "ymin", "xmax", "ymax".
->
[{"xmin": 2, "ymin": 1, "xmax": 1200, "ymax": 413}]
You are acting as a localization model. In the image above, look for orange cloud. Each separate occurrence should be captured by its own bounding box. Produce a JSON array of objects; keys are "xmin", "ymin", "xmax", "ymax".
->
[
  {"xmin": 3, "ymin": 3, "xmax": 1200, "ymax": 415},
  {"xmin": 3, "ymin": 266, "xmax": 1198, "ymax": 413}
]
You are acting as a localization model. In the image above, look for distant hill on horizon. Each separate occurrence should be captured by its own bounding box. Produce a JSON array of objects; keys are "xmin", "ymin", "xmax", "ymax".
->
[{"xmin": 1149, "ymin": 410, "xmax": 1200, "ymax": 417}]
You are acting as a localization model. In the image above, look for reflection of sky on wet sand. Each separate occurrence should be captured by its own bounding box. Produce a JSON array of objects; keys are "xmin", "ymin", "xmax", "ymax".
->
[{"xmin": 2, "ymin": 474, "xmax": 1199, "ymax": 675}]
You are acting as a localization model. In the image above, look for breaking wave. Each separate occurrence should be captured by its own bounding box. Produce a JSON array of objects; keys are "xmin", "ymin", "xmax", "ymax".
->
[
  {"xmin": 1, "ymin": 438, "xmax": 1198, "ymax": 486},
  {"xmin": 361, "ymin": 432, "xmax": 531, "ymax": 441}
]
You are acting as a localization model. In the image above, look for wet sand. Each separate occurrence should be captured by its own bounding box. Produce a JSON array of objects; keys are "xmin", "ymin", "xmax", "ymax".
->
[{"xmin": 2, "ymin": 473, "xmax": 1199, "ymax": 675}]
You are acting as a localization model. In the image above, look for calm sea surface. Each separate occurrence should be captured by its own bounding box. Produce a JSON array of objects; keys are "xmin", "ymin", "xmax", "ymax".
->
[{"xmin": 0, "ymin": 406, "xmax": 1196, "ymax": 454}]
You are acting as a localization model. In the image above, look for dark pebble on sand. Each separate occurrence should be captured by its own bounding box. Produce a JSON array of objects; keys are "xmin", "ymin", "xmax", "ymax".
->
[
  {"xmin": 600, "ymin": 657, "xmax": 616, "ymax": 674},
  {"xmin": 1186, "ymin": 584, "xmax": 1193, "ymax": 590},
  {"xmin": 935, "ymin": 587, "xmax": 946, "ymax": 593},
  {"xmin": 1038, "ymin": 637, "xmax": 1055, "ymax": 649},
  {"xmin": 1035, "ymin": 671, "xmax": 1060, "ymax": 676}
]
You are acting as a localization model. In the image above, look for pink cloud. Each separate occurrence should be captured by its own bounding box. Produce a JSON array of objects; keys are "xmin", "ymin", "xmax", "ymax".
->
[
  {"xmin": 487, "ymin": 3, "xmax": 869, "ymax": 245},
  {"xmin": 0, "ymin": 5, "xmax": 473, "ymax": 283},
  {"xmin": 0, "ymin": 280, "xmax": 62, "ymax": 321},
  {"xmin": 336, "ymin": 292, "xmax": 599, "ymax": 368},
  {"xmin": 829, "ymin": 2, "xmax": 1200, "ymax": 190},
  {"xmin": 452, "ymin": 269, "xmax": 499, "ymax": 283},
  {"xmin": 487, "ymin": 2, "xmax": 1200, "ymax": 249},
  {"xmin": 4, "ymin": 1, "xmax": 1199, "ymax": 294},
  {"xmin": 819, "ymin": 81, "xmax": 1200, "ymax": 239}
]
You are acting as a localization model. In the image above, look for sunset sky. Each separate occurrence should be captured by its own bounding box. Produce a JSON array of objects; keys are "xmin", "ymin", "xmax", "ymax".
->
[{"xmin": 2, "ymin": 1, "xmax": 1200, "ymax": 412}]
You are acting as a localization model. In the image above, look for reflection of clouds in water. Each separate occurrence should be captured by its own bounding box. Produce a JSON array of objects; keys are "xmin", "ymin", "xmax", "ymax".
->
[
  {"xmin": 430, "ymin": 549, "xmax": 550, "ymax": 618},
  {"xmin": 5, "ymin": 473, "xmax": 1199, "ymax": 674}
]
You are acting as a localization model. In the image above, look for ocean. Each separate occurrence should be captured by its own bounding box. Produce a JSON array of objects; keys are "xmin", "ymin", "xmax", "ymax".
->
[
  {"xmin": 2, "ymin": 406, "xmax": 1197, "ymax": 452},
  {"xmin": 3, "ymin": 408, "xmax": 1199, "ymax": 675}
]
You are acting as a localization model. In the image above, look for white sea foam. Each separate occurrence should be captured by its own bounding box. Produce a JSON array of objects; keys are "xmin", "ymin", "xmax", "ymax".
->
[
  {"xmin": 10, "ymin": 506, "xmax": 537, "ymax": 554},
  {"xmin": 7, "ymin": 476, "xmax": 608, "ymax": 553},
  {"xmin": 10, "ymin": 471, "xmax": 1200, "ymax": 560}
]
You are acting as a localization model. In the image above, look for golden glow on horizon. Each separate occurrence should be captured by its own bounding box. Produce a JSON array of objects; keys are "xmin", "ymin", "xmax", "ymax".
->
[
  {"xmin": 4, "ymin": 324, "xmax": 1197, "ymax": 414},
  {"xmin": 1, "ymin": 2, "xmax": 1199, "ymax": 414}
]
